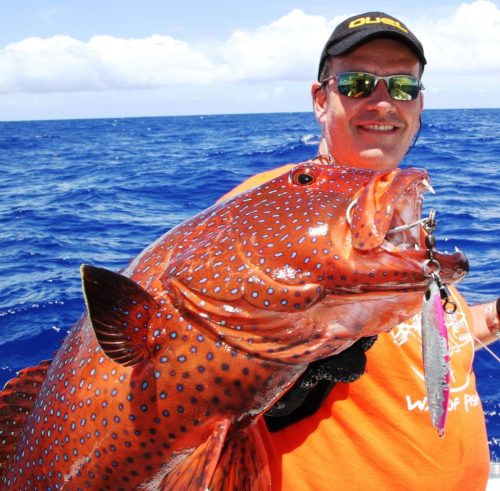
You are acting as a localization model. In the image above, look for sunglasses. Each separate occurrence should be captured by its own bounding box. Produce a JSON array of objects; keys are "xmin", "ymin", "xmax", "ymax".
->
[{"xmin": 321, "ymin": 72, "xmax": 424, "ymax": 101}]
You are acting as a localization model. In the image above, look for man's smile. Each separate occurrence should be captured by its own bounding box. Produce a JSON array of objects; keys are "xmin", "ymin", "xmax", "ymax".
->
[{"xmin": 360, "ymin": 123, "xmax": 398, "ymax": 132}]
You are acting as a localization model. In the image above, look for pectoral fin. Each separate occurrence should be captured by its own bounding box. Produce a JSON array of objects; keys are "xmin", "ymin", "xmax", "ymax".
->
[{"xmin": 81, "ymin": 265, "xmax": 160, "ymax": 366}]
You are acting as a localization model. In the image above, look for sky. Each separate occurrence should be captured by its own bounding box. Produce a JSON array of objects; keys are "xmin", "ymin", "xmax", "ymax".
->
[{"xmin": 1, "ymin": 0, "xmax": 499, "ymax": 121}]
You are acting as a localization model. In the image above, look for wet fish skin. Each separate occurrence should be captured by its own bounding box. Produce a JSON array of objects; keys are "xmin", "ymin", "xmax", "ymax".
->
[
  {"xmin": 421, "ymin": 280, "xmax": 451, "ymax": 436},
  {"xmin": 0, "ymin": 159, "xmax": 468, "ymax": 489}
]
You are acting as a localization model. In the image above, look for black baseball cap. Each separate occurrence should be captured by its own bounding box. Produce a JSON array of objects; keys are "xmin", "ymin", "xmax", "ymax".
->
[{"xmin": 318, "ymin": 12, "xmax": 426, "ymax": 80}]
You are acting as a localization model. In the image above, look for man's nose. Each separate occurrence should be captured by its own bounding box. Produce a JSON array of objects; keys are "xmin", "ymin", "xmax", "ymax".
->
[{"xmin": 366, "ymin": 80, "xmax": 396, "ymax": 111}]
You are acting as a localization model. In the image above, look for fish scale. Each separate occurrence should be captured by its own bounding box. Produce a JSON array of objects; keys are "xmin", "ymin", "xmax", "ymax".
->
[{"xmin": 0, "ymin": 157, "xmax": 468, "ymax": 490}]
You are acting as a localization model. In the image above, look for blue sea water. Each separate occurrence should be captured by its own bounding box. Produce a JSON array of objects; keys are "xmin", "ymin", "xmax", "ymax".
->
[{"xmin": 0, "ymin": 109, "xmax": 499, "ymax": 459}]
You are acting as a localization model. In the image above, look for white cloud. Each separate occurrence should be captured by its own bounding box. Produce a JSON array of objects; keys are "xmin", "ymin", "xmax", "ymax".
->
[
  {"xmin": 87, "ymin": 35, "xmax": 229, "ymax": 87},
  {"xmin": 413, "ymin": 0, "xmax": 500, "ymax": 72},
  {"xmin": 215, "ymin": 9, "xmax": 346, "ymax": 82},
  {"xmin": 0, "ymin": 1, "xmax": 498, "ymax": 116},
  {"xmin": 0, "ymin": 33, "xmax": 228, "ymax": 94}
]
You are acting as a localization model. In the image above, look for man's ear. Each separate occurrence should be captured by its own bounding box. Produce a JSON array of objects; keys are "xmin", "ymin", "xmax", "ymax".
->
[{"xmin": 311, "ymin": 82, "xmax": 327, "ymax": 124}]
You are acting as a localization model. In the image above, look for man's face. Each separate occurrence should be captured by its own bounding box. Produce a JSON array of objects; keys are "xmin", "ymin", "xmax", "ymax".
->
[{"xmin": 312, "ymin": 38, "xmax": 424, "ymax": 171}]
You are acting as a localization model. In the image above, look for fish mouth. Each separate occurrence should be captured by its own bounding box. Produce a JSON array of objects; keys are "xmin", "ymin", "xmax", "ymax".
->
[
  {"xmin": 381, "ymin": 178, "xmax": 429, "ymax": 251},
  {"xmin": 348, "ymin": 168, "xmax": 431, "ymax": 251},
  {"xmin": 348, "ymin": 167, "xmax": 469, "ymax": 285}
]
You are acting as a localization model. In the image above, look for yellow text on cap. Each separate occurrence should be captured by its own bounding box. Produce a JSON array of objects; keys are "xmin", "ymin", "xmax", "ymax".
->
[{"xmin": 348, "ymin": 16, "xmax": 409, "ymax": 34}]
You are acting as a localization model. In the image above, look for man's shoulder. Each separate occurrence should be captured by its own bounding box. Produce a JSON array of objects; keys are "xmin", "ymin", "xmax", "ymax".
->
[
  {"xmin": 243, "ymin": 164, "xmax": 298, "ymax": 187},
  {"xmin": 217, "ymin": 163, "xmax": 297, "ymax": 202}
]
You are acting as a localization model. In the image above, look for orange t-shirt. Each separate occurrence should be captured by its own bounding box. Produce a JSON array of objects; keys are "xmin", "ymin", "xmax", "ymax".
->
[
  {"xmin": 259, "ymin": 292, "xmax": 489, "ymax": 490},
  {"xmin": 221, "ymin": 164, "xmax": 490, "ymax": 491}
]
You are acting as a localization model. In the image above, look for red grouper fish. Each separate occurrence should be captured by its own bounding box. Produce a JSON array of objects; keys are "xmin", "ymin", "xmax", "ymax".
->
[{"xmin": 0, "ymin": 156, "xmax": 468, "ymax": 490}]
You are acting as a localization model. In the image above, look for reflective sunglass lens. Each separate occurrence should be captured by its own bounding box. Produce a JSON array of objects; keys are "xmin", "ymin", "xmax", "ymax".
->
[
  {"xmin": 337, "ymin": 73, "xmax": 374, "ymax": 98},
  {"xmin": 389, "ymin": 76, "xmax": 421, "ymax": 101},
  {"xmin": 335, "ymin": 73, "xmax": 422, "ymax": 101}
]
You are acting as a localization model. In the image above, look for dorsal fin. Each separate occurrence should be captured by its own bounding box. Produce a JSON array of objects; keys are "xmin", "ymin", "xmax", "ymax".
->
[
  {"xmin": 81, "ymin": 265, "xmax": 160, "ymax": 367},
  {"xmin": 0, "ymin": 359, "xmax": 51, "ymax": 476}
]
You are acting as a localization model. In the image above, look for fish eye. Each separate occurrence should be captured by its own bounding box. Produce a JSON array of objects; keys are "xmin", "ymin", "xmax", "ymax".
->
[{"xmin": 291, "ymin": 168, "xmax": 317, "ymax": 186}]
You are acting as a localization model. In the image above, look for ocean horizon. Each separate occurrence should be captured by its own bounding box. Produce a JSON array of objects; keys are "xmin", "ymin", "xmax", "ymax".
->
[{"xmin": 2, "ymin": 104, "xmax": 499, "ymax": 124}]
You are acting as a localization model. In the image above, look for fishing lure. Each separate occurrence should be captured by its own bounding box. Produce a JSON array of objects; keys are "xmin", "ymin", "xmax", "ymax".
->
[
  {"xmin": 421, "ymin": 211, "xmax": 455, "ymax": 437},
  {"xmin": 422, "ymin": 275, "xmax": 450, "ymax": 437}
]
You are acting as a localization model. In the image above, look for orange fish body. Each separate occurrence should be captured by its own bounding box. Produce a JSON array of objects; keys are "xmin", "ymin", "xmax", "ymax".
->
[{"xmin": 0, "ymin": 157, "xmax": 468, "ymax": 489}]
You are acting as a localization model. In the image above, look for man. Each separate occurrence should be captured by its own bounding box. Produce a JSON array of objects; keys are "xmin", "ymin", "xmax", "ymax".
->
[{"xmin": 222, "ymin": 12, "xmax": 497, "ymax": 490}]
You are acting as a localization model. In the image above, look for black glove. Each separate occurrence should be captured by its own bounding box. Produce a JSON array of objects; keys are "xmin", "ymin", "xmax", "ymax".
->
[{"xmin": 265, "ymin": 336, "xmax": 377, "ymax": 432}]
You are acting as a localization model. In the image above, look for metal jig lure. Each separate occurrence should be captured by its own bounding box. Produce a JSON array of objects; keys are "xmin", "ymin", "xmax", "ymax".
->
[{"xmin": 421, "ymin": 210, "xmax": 454, "ymax": 437}]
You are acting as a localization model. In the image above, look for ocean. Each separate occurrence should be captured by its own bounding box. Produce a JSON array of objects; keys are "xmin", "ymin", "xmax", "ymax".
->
[{"xmin": 0, "ymin": 109, "xmax": 499, "ymax": 460}]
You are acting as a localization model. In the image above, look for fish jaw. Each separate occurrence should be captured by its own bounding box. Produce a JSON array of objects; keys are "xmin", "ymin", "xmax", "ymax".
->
[
  {"xmin": 328, "ymin": 166, "xmax": 468, "ymax": 291},
  {"xmin": 327, "ymin": 246, "xmax": 469, "ymax": 294}
]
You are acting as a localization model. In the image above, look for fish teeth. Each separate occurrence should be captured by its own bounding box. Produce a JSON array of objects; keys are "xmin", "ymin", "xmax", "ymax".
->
[
  {"xmin": 422, "ymin": 178, "xmax": 435, "ymax": 195},
  {"xmin": 345, "ymin": 198, "xmax": 357, "ymax": 226}
]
